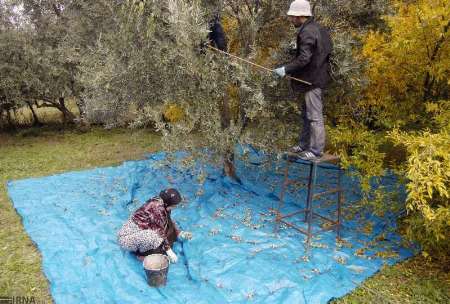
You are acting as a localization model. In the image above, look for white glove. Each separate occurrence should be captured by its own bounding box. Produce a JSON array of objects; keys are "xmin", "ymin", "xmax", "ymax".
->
[
  {"xmin": 178, "ymin": 231, "xmax": 193, "ymax": 241},
  {"xmin": 274, "ymin": 66, "xmax": 286, "ymax": 78},
  {"xmin": 166, "ymin": 248, "xmax": 178, "ymax": 264}
]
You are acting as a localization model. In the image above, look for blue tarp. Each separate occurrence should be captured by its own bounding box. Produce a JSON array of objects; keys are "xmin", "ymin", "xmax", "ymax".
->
[{"xmin": 7, "ymin": 150, "xmax": 413, "ymax": 303}]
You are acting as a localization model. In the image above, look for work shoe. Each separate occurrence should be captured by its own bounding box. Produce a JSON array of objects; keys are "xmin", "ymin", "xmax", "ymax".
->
[
  {"xmin": 298, "ymin": 150, "xmax": 321, "ymax": 161},
  {"xmin": 289, "ymin": 145, "xmax": 305, "ymax": 154}
]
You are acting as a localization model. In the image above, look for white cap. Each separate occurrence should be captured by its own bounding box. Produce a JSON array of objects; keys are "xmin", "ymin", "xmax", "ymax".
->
[{"xmin": 287, "ymin": 0, "xmax": 312, "ymax": 17}]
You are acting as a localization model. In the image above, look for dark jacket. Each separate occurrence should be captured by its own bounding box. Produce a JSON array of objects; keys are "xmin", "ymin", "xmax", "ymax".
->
[
  {"xmin": 132, "ymin": 197, "xmax": 174, "ymax": 250},
  {"xmin": 285, "ymin": 18, "xmax": 332, "ymax": 93}
]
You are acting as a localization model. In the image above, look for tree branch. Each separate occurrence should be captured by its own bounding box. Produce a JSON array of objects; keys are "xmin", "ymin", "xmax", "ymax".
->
[
  {"xmin": 243, "ymin": 0, "xmax": 254, "ymax": 17},
  {"xmin": 430, "ymin": 18, "xmax": 449, "ymax": 62},
  {"xmin": 36, "ymin": 102, "xmax": 58, "ymax": 108},
  {"xmin": 423, "ymin": 17, "xmax": 450, "ymax": 101}
]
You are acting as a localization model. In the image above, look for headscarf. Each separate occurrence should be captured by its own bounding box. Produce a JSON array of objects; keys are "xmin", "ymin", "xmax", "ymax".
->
[{"xmin": 159, "ymin": 188, "xmax": 182, "ymax": 207}]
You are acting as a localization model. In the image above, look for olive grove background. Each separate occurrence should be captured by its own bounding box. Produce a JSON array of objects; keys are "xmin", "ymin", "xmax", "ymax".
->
[{"xmin": 0, "ymin": 0, "xmax": 448, "ymax": 260}]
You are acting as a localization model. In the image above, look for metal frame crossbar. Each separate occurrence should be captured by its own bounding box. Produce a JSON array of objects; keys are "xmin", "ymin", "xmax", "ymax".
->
[{"xmin": 274, "ymin": 153, "xmax": 344, "ymax": 251}]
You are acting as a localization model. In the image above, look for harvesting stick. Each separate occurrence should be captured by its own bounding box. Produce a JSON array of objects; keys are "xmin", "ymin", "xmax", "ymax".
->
[{"xmin": 207, "ymin": 45, "xmax": 312, "ymax": 86}]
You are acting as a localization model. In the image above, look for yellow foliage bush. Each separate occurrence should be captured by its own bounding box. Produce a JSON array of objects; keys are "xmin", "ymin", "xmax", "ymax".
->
[
  {"xmin": 221, "ymin": 16, "xmax": 240, "ymax": 54},
  {"xmin": 163, "ymin": 104, "xmax": 185, "ymax": 123},
  {"xmin": 226, "ymin": 84, "xmax": 240, "ymax": 121},
  {"xmin": 390, "ymin": 125, "xmax": 450, "ymax": 260},
  {"xmin": 360, "ymin": 0, "xmax": 450, "ymax": 259},
  {"xmin": 362, "ymin": 0, "xmax": 450, "ymax": 128}
]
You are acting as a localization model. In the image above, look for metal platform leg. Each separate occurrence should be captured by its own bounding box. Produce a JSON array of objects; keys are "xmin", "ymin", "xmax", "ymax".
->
[
  {"xmin": 305, "ymin": 162, "xmax": 318, "ymax": 250},
  {"xmin": 273, "ymin": 152, "xmax": 344, "ymax": 253}
]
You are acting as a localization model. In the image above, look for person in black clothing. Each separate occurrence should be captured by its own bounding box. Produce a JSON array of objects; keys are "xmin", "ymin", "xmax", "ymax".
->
[
  {"xmin": 274, "ymin": 0, "xmax": 333, "ymax": 161},
  {"xmin": 208, "ymin": 15, "xmax": 227, "ymax": 51}
]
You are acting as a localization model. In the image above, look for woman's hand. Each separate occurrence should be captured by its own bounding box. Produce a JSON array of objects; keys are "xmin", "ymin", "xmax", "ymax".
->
[
  {"xmin": 166, "ymin": 248, "xmax": 178, "ymax": 263},
  {"xmin": 178, "ymin": 231, "xmax": 193, "ymax": 241}
]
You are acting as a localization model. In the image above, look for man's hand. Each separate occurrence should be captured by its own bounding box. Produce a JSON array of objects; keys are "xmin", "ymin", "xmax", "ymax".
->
[
  {"xmin": 179, "ymin": 231, "xmax": 193, "ymax": 241},
  {"xmin": 274, "ymin": 66, "xmax": 286, "ymax": 78},
  {"xmin": 166, "ymin": 248, "xmax": 178, "ymax": 263}
]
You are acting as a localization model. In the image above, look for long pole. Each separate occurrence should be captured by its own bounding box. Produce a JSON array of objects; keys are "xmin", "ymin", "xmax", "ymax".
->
[{"xmin": 207, "ymin": 45, "xmax": 312, "ymax": 86}]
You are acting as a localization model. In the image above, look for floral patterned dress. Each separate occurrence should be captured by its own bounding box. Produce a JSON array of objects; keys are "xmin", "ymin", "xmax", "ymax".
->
[{"xmin": 117, "ymin": 197, "xmax": 178, "ymax": 254}]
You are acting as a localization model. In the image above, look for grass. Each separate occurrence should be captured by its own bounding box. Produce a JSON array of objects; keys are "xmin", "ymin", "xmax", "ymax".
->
[
  {"xmin": 0, "ymin": 127, "xmax": 160, "ymax": 302},
  {"xmin": 0, "ymin": 126, "xmax": 449, "ymax": 303},
  {"xmin": 333, "ymin": 258, "xmax": 449, "ymax": 304}
]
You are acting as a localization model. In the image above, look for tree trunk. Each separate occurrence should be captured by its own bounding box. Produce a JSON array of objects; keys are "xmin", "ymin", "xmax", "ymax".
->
[
  {"xmin": 74, "ymin": 96, "xmax": 90, "ymax": 129},
  {"xmin": 26, "ymin": 101, "xmax": 42, "ymax": 126},
  {"xmin": 224, "ymin": 149, "xmax": 242, "ymax": 184},
  {"xmin": 422, "ymin": 19, "xmax": 450, "ymax": 102},
  {"xmin": 6, "ymin": 108, "xmax": 14, "ymax": 129},
  {"xmin": 58, "ymin": 97, "xmax": 76, "ymax": 124},
  {"xmin": 220, "ymin": 96, "xmax": 231, "ymax": 129},
  {"xmin": 220, "ymin": 96, "xmax": 241, "ymax": 183},
  {"xmin": 75, "ymin": 96, "xmax": 86, "ymax": 120}
]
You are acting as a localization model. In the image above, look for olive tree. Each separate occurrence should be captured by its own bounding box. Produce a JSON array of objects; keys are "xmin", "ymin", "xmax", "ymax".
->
[
  {"xmin": 0, "ymin": 0, "xmax": 119, "ymax": 126},
  {"xmin": 80, "ymin": 0, "xmax": 390, "ymax": 178}
]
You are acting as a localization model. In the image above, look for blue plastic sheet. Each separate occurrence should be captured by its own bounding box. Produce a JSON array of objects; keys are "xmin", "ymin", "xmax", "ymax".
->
[{"xmin": 7, "ymin": 150, "xmax": 413, "ymax": 303}]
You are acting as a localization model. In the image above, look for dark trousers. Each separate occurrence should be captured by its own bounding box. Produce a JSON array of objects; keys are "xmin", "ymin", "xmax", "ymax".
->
[{"xmin": 299, "ymin": 88, "xmax": 325, "ymax": 156}]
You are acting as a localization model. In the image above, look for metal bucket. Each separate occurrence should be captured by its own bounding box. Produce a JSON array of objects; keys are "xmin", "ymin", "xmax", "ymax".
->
[{"xmin": 143, "ymin": 254, "xmax": 169, "ymax": 287}]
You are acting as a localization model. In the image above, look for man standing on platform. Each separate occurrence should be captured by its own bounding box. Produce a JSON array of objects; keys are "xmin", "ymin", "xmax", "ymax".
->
[{"xmin": 274, "ymin": 0, "xmax": 333, "ymax": 161}]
